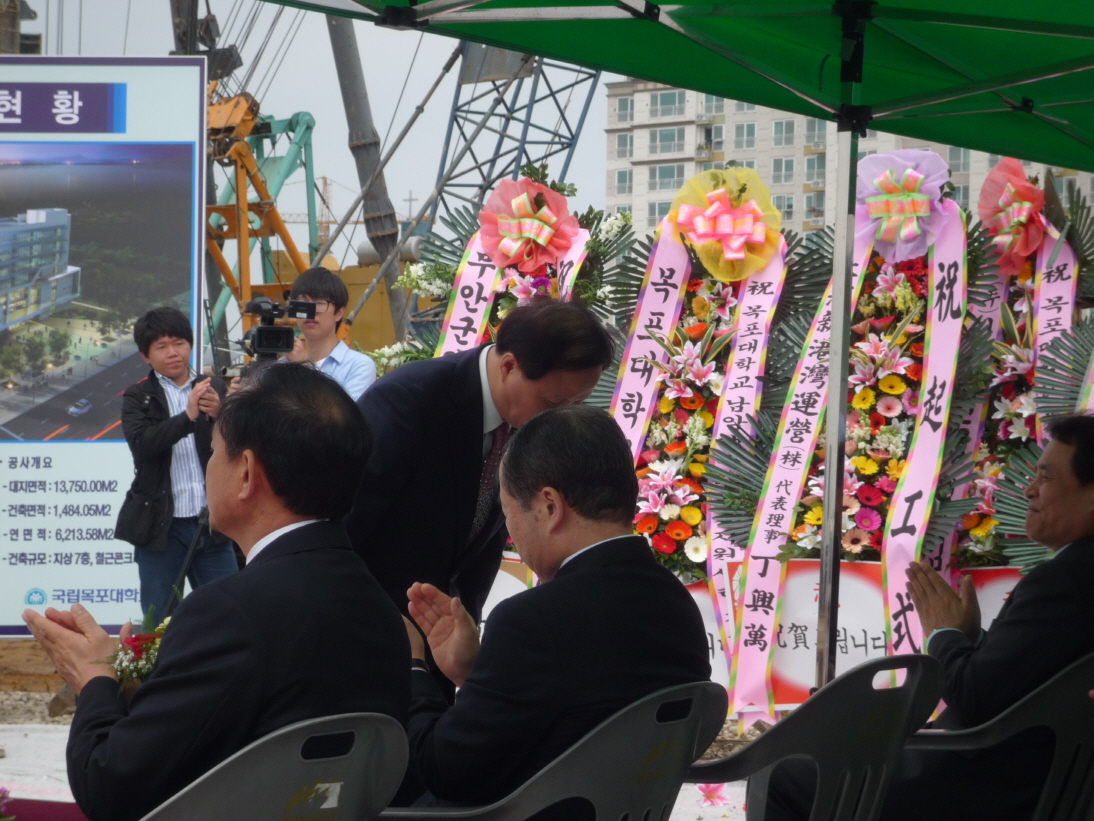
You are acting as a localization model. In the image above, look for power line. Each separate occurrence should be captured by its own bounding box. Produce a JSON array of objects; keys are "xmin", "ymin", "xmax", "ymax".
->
[
  {"xmin": 122, "ymin": 0, "xmax": 132, "ymax": 56},
  {"xmin": 381, "ymin": 31, "xmax": 424, "ymax": 150}
]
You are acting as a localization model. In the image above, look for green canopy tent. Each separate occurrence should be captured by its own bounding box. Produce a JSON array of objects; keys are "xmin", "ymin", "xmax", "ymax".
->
[{"xmin": 261, "ymin": 0, "xmax": 1094, "ymax": 687}]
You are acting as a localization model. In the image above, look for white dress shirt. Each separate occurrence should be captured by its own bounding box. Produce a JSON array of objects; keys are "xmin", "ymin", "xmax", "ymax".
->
[{"xmin": 245, "ymin": 519, "xmax": 322, "ymax": 565}]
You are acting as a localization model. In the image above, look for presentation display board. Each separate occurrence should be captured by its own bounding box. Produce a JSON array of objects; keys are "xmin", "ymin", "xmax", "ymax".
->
[{"xmin": 0, "ymin": 57, "xmax": 206, "ymax": 633}]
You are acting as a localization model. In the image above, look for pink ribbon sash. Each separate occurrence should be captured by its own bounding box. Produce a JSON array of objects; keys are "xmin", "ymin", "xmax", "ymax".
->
[
  {"xmin": 609, "ymin": 221, "xmax": 692, "ymax": 460},
  {"xmin": 881, "ymin": 199, "xmax": 966, "ymax": 655},
  {"xmin": 436, "ymin": 232, "xmax": 502, "ymax": 356}
]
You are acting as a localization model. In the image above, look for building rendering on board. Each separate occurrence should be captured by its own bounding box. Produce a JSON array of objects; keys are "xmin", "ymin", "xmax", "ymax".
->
[
  {"xmin": 0, "ymin": 209, "xmax": 81, "ymax": 332},
  {"xmin": 605, "ymin": 79, "xmax": 1094, "ymax": 236}
]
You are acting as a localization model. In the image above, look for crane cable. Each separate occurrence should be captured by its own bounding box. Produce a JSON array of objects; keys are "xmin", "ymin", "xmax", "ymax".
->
[{"xmin": 254, "ymin": 9, "xmax": 305, "ymax": 102}]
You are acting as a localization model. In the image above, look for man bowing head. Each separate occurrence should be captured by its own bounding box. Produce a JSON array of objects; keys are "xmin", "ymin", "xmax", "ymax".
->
[{"xmin": 24, "ymin": 363, "xmax": 410, "ymax": 821}]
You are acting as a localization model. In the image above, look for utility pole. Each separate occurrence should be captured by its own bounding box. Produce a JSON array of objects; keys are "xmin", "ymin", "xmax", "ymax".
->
[
  {"xmin": 325, "ymin": 15, "xmax": 407, "ymax": 340},
  {"xmin": 168, "ymin": 0, "xmax": 241, "ymax": 372}
]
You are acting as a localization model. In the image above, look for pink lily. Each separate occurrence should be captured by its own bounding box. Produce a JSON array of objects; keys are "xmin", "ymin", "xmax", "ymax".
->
[
  {"xmin": 848, "ymin": 360, "xmax": 878, "ymax": 388},
  {"xmin": 636, "ymin": 490, "xmax": 666, "ymax": 516},
  {"xmin": 671, "ymin": 341, "xmax": 704, "ymax": 371},
  {"xmin": 664, "ymin": 379, "xmax": 695, "ymax": 400},
  {"xmin": 686, "ymin": 359, "xmax": 717, "ymax": 387},
  {"xmin": 670, "ymin": 480, "xmax": 699, "ymax": 507}
]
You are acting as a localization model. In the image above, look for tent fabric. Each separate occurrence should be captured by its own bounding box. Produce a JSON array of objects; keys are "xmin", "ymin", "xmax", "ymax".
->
[{"xmin": 264, "ymin": 0, "xmax": 1094, "ymax": 173}]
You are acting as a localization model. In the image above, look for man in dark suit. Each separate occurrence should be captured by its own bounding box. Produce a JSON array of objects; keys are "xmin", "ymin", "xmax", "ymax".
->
[
  {"xmin": 345, "ymin": 299, "xmax": 615, "ymax": 656},
  {"xmin": 402, "ymin": 405, "xmax": 711, "ymax": 810},
  {"xmin": 23, "ymin": 364, "xmax": 411, "ymax": 821},
  {"xmin": 764, "ymin": 413, "xmax": 1094, "ymax": 821}
]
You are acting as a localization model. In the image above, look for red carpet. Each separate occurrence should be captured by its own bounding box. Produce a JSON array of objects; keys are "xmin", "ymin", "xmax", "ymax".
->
[{"xmin": 6, "ymin": 798, "xmax": 88, "ymax": 821}]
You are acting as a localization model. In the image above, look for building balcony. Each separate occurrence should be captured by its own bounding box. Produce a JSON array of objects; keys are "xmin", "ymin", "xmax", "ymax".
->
[
  {"xmin": 695, "ymin": 145, "xmax": 713, "ymax": 159},
  {"xmin": 803, "ymin": 142, "xmax": 827, "ymax": 155},
  {"xmin": 803, "ymin": 180, "xmax": 826, "ymax": 193},
  {"xmin": 803, "ymin": 216, "xmax": 826, "ymax": 230},
  {"xmin": 695, "ymin": 112, "xmax": 713, "ymax": 124}
]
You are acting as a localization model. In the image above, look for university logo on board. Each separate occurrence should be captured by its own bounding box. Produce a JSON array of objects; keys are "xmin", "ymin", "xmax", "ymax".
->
[{"xmin": 24, "ymin": 588, "xmax": 47, "ymax": 606}]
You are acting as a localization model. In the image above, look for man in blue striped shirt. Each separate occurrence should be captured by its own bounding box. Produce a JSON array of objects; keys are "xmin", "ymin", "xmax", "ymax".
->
[{"xmin": 115, "ymin": 308, "xmax": 237, "ymax": 621}]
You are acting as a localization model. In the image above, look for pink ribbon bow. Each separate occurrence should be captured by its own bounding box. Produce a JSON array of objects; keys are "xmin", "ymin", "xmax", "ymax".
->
[
  {"xmin": 495, "ymin": 192, "xmax": 558, "ymax": 260},
  {"xmin": 989, "ymin": 183, "xmax": 1038, "ymax": 254},
  {"xmin": 676, "ymin": 189, "xmax": 768, "ymax": 261},
  {"xmin": 864, "ymin": 168, "xmax": 931, "ymax": 243}
]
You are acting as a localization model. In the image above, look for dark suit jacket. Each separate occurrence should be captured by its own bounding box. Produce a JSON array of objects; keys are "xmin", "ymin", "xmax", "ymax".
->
[
  {"xmin": 882, "ymin": 536, "xmax": 1094, "ymax": 821},
  {"xmin": 345, "ymin": 346, "xmax": 506, "ymax": 624},
  {"xmin": 67, "ymin": 521, "xmax": 411, "ymax": 821},
  {"xmin": 407, "ymin": 536, "xmax": 712, "ymax": 808},
  {"xmin": 115, "ymin": 369, "xmax": 227, "ymax": 551}
]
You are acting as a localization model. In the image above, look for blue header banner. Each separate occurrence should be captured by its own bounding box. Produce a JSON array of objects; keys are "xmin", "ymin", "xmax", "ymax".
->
[{"xmin": 0, "ymin": 83, "xmax": 127, "ymax": 134}]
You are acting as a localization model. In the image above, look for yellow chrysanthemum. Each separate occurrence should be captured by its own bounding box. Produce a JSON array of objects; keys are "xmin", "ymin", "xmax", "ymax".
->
[
  {"xmin": 664, "ymin": 167, "xmax": 782, "ymax": 283},
  {"xmin": 887, "ymin": 459, "xmax": 906, "ymax": 479},
  {"xmin": 804, "ymin": 506, "xmax": 824, "ymax": 526},
  {"xmin": 680, "ymin": 505, "xmax": 703, "ymax": 526},
  {"xmin": 698, "ymin": 410, "xmax": 715, "ymax": 429},
  {"xmin": 851, "ymin": 455, "xmax": 880, "ymax": 476},
  {"xmin": 687, "ymin": 462, "xmax": 706, "ymax": 478},
  {"xmin": 851, "ymin": 387, "xmax": 876, "ymax": 410},
  {"xmin": 970, "ymin": 517, "xmax": 999, "ymax": 540},
  {"xmin": 878, "ymin": 375, "xmax": 907, "ymax": 395},
  {"xmin": 659, "ymin": 396, "xmax": 676, "ymax": 415}
]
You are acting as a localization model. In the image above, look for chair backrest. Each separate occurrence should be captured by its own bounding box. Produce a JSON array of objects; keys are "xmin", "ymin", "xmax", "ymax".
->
[
  {"xmin": 457, "ymin": 680, "xmax": 728, "ymax": 821},
  {"xmin": 926, "ymin": 651, "xmax": 1094, "ymax": 821},
  {"xmin": 139, "ymin": 712, "xmax": 408, "ymax": 821},
  {"xmin": 690, "ymin": 654, "xmax": 944, "ymax": 821}
]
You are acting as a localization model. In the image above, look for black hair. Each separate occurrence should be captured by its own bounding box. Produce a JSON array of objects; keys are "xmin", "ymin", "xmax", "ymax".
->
[
  {"xmin": 1044, "ymin": 414, "xmax": 1094, "ymax": 486},
  {"xmin": 216, "ymin": 362, "xmax": 372, "ymax": 520},
  {"xmin": 133, "ymin": 307, "xmax": 193, "ymax": 356},
  {"xmin": 290, "ymin": 267, "xmax": 350, "ymax": 330},
  {"xmin": 495, "ymin": 298, "xmax": 615, "ymax": 381},
  {"xmin": 500, "ymin": 405, "xmax": 638, "ymax": 525}
]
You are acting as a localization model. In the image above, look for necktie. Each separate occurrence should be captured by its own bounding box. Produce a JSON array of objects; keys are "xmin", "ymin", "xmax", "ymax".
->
[{"xmin": 469, "ymin": 422, "xmax": 511, "ymax": 543}]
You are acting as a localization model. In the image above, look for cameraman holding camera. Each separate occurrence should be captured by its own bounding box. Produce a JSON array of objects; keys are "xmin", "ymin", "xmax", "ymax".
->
[
  {"xmin": 285, "ymin": 267, "xmax": 376, "ymax": 400},
  {"xmin": 115, "ymin": 307, "xmax": 237, "ymax": 622}
]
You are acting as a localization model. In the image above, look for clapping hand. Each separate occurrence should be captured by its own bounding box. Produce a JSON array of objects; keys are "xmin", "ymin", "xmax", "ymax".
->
[
  {"xmin": 22, "ymin": 604, "xmax": 129, "ymax": 695},
  {"xmin": 905, "ymin": 560, "xmax": 981, "ymax": 642},
  {"xmin": 406, "ymin": 582, "xmax": 479, "ymax": 687}
]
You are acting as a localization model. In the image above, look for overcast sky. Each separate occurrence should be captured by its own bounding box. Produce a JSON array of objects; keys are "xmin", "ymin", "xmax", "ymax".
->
[{"xmin": 21, "ymin": 0, "xmax": 618, "ymax": 266}]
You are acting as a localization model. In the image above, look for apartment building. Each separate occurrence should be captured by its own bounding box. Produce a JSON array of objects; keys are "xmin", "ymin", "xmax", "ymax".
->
[
  {"xmin": 605, "ymin": 79, "xmax": 1094, "ymax": 238},
  {"xmin": 0, "ymin": 208, "xmax": 81, "ymax": 331}
]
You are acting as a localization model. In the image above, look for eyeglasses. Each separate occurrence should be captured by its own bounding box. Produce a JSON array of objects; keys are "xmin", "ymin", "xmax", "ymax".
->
[{"xmin": 298, "ymin": 299, "xmax": 332, "ymax": 314}]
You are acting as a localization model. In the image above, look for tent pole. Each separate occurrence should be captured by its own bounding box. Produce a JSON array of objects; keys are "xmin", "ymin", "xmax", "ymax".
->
[{"xmin": 816, "ymin": 124, "xmax": 857, "ymax": 689}]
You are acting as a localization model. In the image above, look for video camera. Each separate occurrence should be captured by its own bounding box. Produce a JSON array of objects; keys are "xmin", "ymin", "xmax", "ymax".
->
[{"xmin": 241, "ymin": 297, "xmax": 316, "ymax": 360}]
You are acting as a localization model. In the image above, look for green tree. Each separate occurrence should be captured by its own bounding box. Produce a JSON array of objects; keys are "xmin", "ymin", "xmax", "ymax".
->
[
  {"xmin": 48, "ymin": 328, "xmax": 71, "ymax": 364},
  {"xmin": 0, "ymin": 341, "xmax": 24, "ymax": 378},
  {"xmin": 23, "ymin": 336, "xmax": 47, "ymax": 375}
]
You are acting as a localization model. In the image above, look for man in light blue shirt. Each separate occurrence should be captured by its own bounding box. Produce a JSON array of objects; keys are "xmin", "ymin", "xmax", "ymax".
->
[{"xmin": 286, "ymin": 267, "xmax": 376, "ymax": 400}]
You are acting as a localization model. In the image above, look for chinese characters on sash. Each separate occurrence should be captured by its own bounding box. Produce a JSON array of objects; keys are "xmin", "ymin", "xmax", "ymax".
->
[
  {"xmin": 729, "ymin": 267, "xmax": 864, "ymax": 722},
  {"xmin": 435, "ymin": 233, "xmax": 503, "ymax": 357},
  {"xmin": 1032, "ymin": 234, "xmax": 1079, "ymax": 441},
  {"xmin": 882, "ymin": 199, "xmax": 967, "ymax": 655},
  {"xmin": 727, "ymin": 239, "xmax": 869, "ymax": 724},
  {"xmin": 705, "ymin": 246, "xmax": 786, "ymax": 658},
  {"xmin": 609, "ymin": 223, "xmax": 692, "ymax": 460}
]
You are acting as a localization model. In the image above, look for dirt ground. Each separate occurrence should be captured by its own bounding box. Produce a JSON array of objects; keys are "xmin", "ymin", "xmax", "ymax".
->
[{"xmin": 0, "ymin": 639, "xmax": 63, "ymax": 693}]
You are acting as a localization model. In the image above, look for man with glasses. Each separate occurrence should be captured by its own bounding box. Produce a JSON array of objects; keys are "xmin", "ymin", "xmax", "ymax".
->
[{"xmin": 287, "ymin": 267, "xmax": 376, "ymax": 400}]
